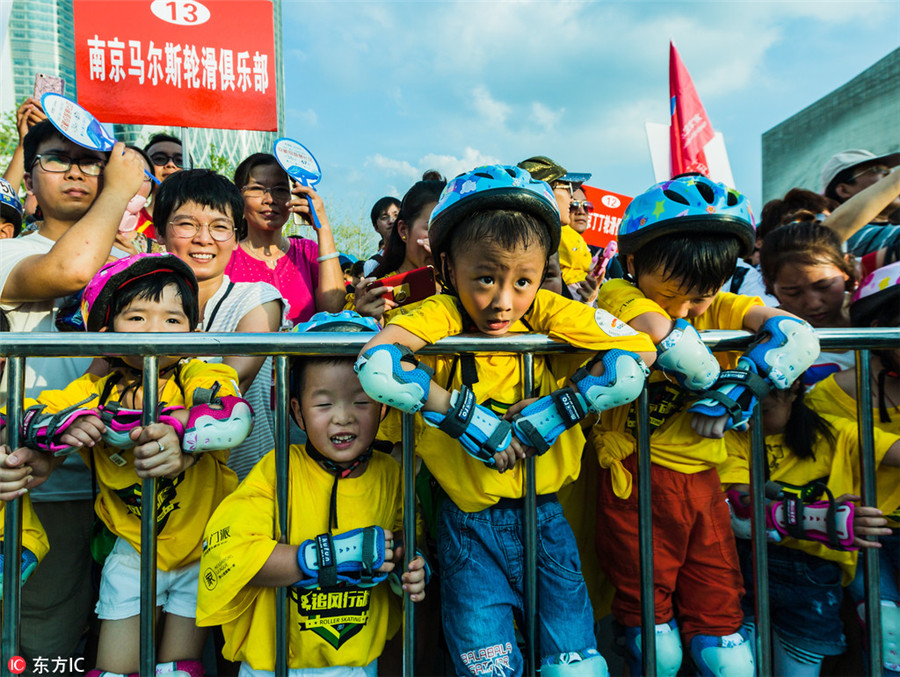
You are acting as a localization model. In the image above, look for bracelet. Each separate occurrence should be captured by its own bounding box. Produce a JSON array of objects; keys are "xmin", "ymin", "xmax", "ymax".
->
[{"xmin": 317, "ymin": 252, "xmax": 340, "ymax": 262}]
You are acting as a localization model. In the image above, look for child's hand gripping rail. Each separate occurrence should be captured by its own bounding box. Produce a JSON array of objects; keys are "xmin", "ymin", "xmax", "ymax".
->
[
  {"xmin": 688, "ymin": 316, "xmax": 819, "ymax": 430},
  {"xmin": 355, "ymin": 343, "xmax": 512, "ymax": 467},
  {"xmin": 21, "ymin": 395, "xmax": 101, "ymax": 457},
  {"xmin": 511, "ymin": 349, "xmax": 648, "ymax": 454},
  {"xmin": 294, "ymin": 526, "xmax": 389, "ymax": 589}
]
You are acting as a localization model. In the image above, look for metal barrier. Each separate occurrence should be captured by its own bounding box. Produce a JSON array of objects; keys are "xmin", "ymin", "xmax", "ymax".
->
[{"xmin": 1, "ymin": 328, "xmax": 898, "ymax": 677}]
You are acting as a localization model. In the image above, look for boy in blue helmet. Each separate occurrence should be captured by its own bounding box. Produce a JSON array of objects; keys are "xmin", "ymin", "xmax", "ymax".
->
[
  {"xmin": 0, "ymin": 178, "xmax": 24, "ymax": 238},
  {"xmin": 355, "ymin": 165, "xmax": 657, "ymax": 676},
  {"xmin": 198, "ymin": 311, "xmax": 428, "ymax": 676},
  {"xmin": 591, "ymin": 175, "xmax": 820, "ymax": 677}
]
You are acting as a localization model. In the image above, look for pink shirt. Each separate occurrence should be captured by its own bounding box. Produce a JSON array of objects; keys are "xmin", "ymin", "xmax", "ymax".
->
[{"xmin": 224, "ymin": 237, "xmax": 319, "ymax": 325}]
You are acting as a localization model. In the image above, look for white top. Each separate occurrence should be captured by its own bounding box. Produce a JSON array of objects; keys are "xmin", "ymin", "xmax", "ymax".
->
[
  {"xmin": 0, "ymin": 233, "xmax": 93, "ymax": 500},
  {"xmin": 201, "ymin": 275, "xmax": 287, "ymax": 480}
]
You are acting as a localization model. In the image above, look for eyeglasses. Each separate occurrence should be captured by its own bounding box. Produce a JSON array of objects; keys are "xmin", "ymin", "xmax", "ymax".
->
[
  {"xmin": 32, "ymin": 153, "xmax": 105, "ymax": 177},
  {"xmin": 377, "ymin": 213, "xmax": 398, "ymax": 224},
  {"xmin": 168, "ymin": 218, "xmax": 236, "ymax": 242},
  {"xmin": 848, "ymin": 165, "xmax": 891, "ymax": 183},
  {"xmin": 150, "ymin": 152, "xmax": 184, "ymax": 168},
  {"xmin": 241, "ymin": 184, "xmax": 292, "ymax": 202},
  {"xmin": 569, "ymin": 200, "xmax": 594, "ymax": 213}
]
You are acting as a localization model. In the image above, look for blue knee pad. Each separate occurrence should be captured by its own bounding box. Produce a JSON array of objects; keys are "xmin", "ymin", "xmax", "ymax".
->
[
  {"xmin": 355, "ymin": 343, "xmax": 434, "ymax": 414},
  {"xmin": 0, "ymin": 546, "xmax": 38, "ymax": 600},
  {"xmin": 621, "ymin": 620, "xmax": 683, "ymax": 677},
  {"xmin": 422, "ymin": 386, "xmax": 511, "ymax": 467},
  {"xmin": 512, "ymin": 349, "xmax": 648, "ymax": 453},
  {"xmin": 540, "ymin": 651, "xmax": 609, "ymax": 676},
  {"xmin": 883, "ymin": 601, "xmax": 900, "ymax": 673},
  {"xmin": 655, "ymin": 318, "xmax": 719, "ymax": 391},
  {"xmin": 689, "ymin": 631, "xmax": 755, "ymax": 677},
  {"xmin": 743, "ymin": 315, "xmax": 819, "ymax": 389}
]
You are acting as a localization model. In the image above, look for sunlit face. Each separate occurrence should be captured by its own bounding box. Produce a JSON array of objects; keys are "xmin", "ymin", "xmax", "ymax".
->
[
  {"xmin": 375, "ymin": 203, "xmax": 400, "ymax": 243},
  {"xmin": 397, "ymin": 201, "xmax": 436, "ymax": 270},
  {"xmin": 241, "ymin": 164, "xmax": 291, "ymax": 235},
  {"xmin": 627, "ymin": 258, "xmax": 718, "ymax": 320},
  {"xmin": 770, "ymin": 260, "xmax": 849, "ymax": 328},
  {"xmin": 552, "ymin": 182, "xmax": 572, "ymax": 226},
  {"xmin": 157, "ymin": 201, "xmax": 238, "ymax": 283},
  {"xmin": 25, "ymin": 136, "xmax": 106, "ymax": 222},
  {"xmin": 110, "ymin": 283, "xmax": 192, "ymax": 369},
  {"xmin": 146, "ymin": 140, "xmax": 183, "ymax": 182},
  {"xmin": 446, "ymin": 236, "xmax": 547, "ymax": 336},
  {"xmin": 569, "ymin": 187, "xmax": 591, "ymax": 234},
  {"xmin": 292, "ymin": 361, "xmax": 382, "ymax": 467}
]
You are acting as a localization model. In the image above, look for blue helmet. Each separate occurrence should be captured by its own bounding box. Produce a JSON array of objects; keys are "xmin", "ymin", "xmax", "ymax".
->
[
  {"xmin": 617, "ymin": 175, "xmax": 755, "ymax": 257},
  {"xmin": 428, "ymin": 164, "xmax": 561, "ymax": 262},
  {"xmin": 292, "ymin": 310, "xmax": 380, "ymax": 334},
  {"xmin": 0, "ymin": 178, "xmax": 23, "ymax": 229}
]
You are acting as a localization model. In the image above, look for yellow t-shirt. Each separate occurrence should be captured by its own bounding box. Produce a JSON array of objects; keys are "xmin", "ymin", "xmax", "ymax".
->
[
  {"xmin": 0, "ymin": 494, "xmax": 50, "ymax": 564},
  {"xmin": 386, "ymin": 289, "xmax": 654, "ymax": 512},
  {"xmin": 558, "ymin": 226, "xmax": 592, "ymax": 286},
  {"xmin": 592, "ymin": 279, "xmax": 763, "ymax": 498},
  {"xmin": 806, "ymin": 374, "xmax": 900, "ymax": 520},
  {"xmin": 33, "ymin": 360, "xmax": 240, "ymax": 571},
  {"xmin": 196, "ymin": 446, "xmax": 402, "ymax": 670},
  {"xmin": 717, "ymin": 414, "xmax": 900, "ymax": 585}
]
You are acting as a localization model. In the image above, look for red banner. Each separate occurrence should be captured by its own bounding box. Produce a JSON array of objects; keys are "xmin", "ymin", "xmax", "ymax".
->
[
  {"xmin": 669, "ymin": 42, "xmax": 714, "ymax": 177},
  {"xmin": 73, "ymin": 0, "xmax": 276, "ymax": 131},
  {"xmin": 580, "ymin": 185, "xmax": 631, "ymax": 249}
]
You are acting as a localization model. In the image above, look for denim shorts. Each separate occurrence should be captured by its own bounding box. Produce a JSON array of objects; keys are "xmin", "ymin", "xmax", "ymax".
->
[
  {"xmin": 437, "ymin": 495, "xmax": 600, "ymax": 676},
  {"xmin": 847, "ymin": 530, "xmax": 900, "ymax": 605},
  {"xmin": 736, "ymin": 539, "xmax": 846, "ymax": 656}
]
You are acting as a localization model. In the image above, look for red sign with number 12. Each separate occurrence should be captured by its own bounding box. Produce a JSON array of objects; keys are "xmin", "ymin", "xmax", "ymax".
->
[{"xmin": 73, "ymin": 0, "xmax": 277, "ymax": 131}]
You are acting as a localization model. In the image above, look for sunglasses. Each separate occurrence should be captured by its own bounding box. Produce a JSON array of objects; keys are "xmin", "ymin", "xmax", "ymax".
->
[
  {"xmin": 569, "ymin": 200, "xmax": 594, "ymax": 213},
  {"xmin": 150, "ymin": 152, "xmax": 184, "ymax": 168}
]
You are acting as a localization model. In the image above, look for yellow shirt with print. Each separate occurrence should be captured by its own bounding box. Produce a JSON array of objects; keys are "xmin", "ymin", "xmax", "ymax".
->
[
  {"xmin": 33, "ymin": 360, "xmax": 240, "ymax": 571},
  {"xmin": 558, "ymin": 225, "xmax": 593, "ymax": 286},
  {"xmin": 0, "ymin": 494, "xmax": 50, "ymax": 565},
  {"xmin": 386, "ymin": 289, "xmax": 654, "ymax": 513},
  {"xmin": 806, "ymin": 374, "xmax": 900, "ymax": 522},
  {"xmin": 717, "ymin": 414, "xmax": 900, "ymax": 585},
  {"xmin": 197, "ymin": 447, "xmax": 402, "ymax": 671},
  {"xmin": 591, "ymin": 278, "xmax": 763, "ymax": 498}
]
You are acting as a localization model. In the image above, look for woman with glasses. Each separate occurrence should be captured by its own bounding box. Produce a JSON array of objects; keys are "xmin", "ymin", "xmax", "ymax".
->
[{"xmin": 226, "ymin": 153, "xmax": 345, "ymax": 325}]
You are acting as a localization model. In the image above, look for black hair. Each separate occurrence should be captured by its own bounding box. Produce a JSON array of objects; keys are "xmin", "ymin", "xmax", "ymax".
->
[
  {"xmin": 143, "ymin": 133, "xmax": 182, "ymax": 152},
  {"xmin": 0, "ymin": 308, "xmax": 9, "ymax": 332},
  {"xmin": 23, "ymin": 120, "xmax": 82, "ymax": 171},
  {"xmin": 371, "ymin": 180, "xmax": 445, "ymax": 279},
  {"xmin": 629, "ymin": 232, "xmax": 742, "ymax": 295},
  {"xmin": 290, "ymin": 355, "xmax": 354, "ymax": 406},
  {"xmin": 349, "ymin": 260, "xmax": 365, "ymax": 277},
  {"xmin": 233, "ymin": 152, "xmax": 288, "ymax": 190},
  {"xmin": 154, "ymin": 169, "xmax": 247, "ymax": 240},
  {"xmin": 824, "ymin": 165, "xmax": 869, "ymax": 203},
  {"xmin": 780, "ymin": 382, "xmax": 836, "ymax": 462},
  {"xmin": 759, "ymin": 221, "xmax": 856, "ymax": 294},
  {"xmin": 0, "ymin": 204, "xmax": 22, "ymax": 236},
  {"xmin": 369, "ymin": 195, "xmax": 401, "ymax": 228},
  {"xmin": 446, "ymin": 209, "xmax": 552, "ymax": 261},
  {"xmin": 107, "ymin": 270, "xmax": 198, "ymax": 330},
  {"xmin": 422, "ymin": 169, "xmax": 445, "ymax": 182}
]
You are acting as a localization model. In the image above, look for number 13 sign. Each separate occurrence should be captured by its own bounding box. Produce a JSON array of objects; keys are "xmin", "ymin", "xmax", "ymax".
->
[{"xmin": 73, "ymin": 0, "xmax": 277, "ymax": 131}]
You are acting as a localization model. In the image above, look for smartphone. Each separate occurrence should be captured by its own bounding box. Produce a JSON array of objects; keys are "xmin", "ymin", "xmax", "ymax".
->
[
  {"xmin": 369, "ymin": 266, "xmax": 436, "ymax": 307},
  {"xmin": 591, "ymin": 240, "xmax": 618, "ymax": 280},
  {"xmin": 34, "ymin": 73, "xmax": 65, "ymax": 99}
]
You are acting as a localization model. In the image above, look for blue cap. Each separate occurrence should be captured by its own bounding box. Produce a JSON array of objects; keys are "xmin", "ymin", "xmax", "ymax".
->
[{"xmin": 0, "ymin": 179, "xmax": 23, "ymax": 228}]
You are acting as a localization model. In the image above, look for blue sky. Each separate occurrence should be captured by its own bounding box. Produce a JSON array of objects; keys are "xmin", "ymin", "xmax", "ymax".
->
[{"xmin": 281, "ymin": 1, "xmax": 899, "ymax": 239}]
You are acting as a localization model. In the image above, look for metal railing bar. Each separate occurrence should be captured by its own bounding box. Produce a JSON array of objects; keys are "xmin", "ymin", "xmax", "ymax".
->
[
  {"xmin": 274, "ymin": 355, "xmax": 290, "ymax": 677},
  {"xmin": 636, "ymin": 387, "xmax": 656, "ymax": 675},
  {"xmin": 401, "ymin": 412, "xmax": 416, "ymax": 677},
  {"xmin": 748, "ymin": 406, "xmax": 771, "ymax": 675},
  {"xmin": 139, "ymin": 355, "xmax": 159, "ymax": 677},
  {"xmin": 522, "ymin": 352, "xmax": 538, "ymax": 676}
]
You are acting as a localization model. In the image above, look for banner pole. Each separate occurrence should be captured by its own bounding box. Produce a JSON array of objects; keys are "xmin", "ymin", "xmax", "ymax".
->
[{"xmin": 181, "ymin": 126, "xmax": 192, "ymax": 170}]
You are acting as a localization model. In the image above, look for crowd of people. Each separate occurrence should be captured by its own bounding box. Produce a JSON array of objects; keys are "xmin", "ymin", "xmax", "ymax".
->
[{"xmin": 0, "ymin": 95, "xmax": 897, "ymax": 677}]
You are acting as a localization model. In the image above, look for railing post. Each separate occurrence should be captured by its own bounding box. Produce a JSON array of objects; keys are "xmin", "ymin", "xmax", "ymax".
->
[
  {"xmin": 855, "ymin": 349, "xmax": 883, "ymax": 677},
  {"xmin": 139, "ymin": 355, "xmax": 159, "ymax": 677},
  {"xmin": 522, "ymin": 352, "xmax": 538, "ymax": 676},
  {"xmin": 1, "ymin": 357, "xmax": 25, "ymax": 677},
  {"xmin": 636, "ymin": 386, "xmax": 656, "ymax": 675},
  {"xmin": 401, "ymin": 412, "xmax": 416, "ymax": 677},
  {"xmin": 748, "ymin": 405, "xmax": 771, "ymax": 675},
  {"xmin": 274, "ymin": 355, "xmax": 290, "ymax": 677}
]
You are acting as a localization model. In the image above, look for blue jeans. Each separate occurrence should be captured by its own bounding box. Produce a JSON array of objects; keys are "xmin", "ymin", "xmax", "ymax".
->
[
  {"xmin": 847, "ymin": 530, "xmax": 900, "ymax": 605},
  {"xmin": 437, "ymin": 496, "xmax": 599, "ymax": 676}
]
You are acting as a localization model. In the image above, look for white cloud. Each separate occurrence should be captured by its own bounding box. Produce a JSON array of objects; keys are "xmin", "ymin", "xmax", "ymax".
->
[
  {"xmin": 287, "ymin": 108, "xmax": 318, "ymax": 127},
  {"xmin": 365, "ymin": 154, "xmax": 419, "ymax": 181},
  {"xmin": 419, "ymin": 147, "xmax": 503, "ymax": 178},
  {"xmin": 531, "ymin": 102, "xmax": 564, "ymax": 133},
  {"xmin": 471, "ymin": 85, "xmax": 511, "ymax": 127}
]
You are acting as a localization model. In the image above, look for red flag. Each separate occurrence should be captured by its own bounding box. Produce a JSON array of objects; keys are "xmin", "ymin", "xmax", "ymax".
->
[{"xmin": 669, "ymin": 42, "xmax": 714, "ymax": 177}]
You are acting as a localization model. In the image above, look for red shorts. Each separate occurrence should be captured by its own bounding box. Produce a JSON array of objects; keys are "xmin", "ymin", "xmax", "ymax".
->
[{"xmin": 595, "ymin": 455, "xmax": 744, "ymax": 640}]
